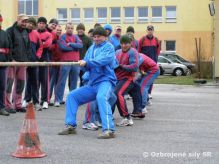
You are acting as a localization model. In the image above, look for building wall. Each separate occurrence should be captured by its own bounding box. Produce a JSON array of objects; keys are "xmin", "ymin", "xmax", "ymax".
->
[{"xmin": 0, "ymin": 0, "xmax": 213, "ymax": 62}]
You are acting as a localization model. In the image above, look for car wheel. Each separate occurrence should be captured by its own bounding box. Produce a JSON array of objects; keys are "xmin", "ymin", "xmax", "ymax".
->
[
  {"xmin": 159, "ymin": 66, "xmax": 164, "ymax": 75},
  {"xmin": 186, "ymin": 68, "xmax": 192, "ymax": 76},
  {"xmin": 173, "ymin": 68, "xmax": 183, "ymax": 76}
]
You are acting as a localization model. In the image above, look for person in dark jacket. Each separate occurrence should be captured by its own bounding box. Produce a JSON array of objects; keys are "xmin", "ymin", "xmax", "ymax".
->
[
  {"xmin": 5, "ymin": 14, "xmax": 30, "ymax": 113},
  {"xmin": 76, "ymin": 23, "xmax": 92, "ymax": 86},
  {"xmin": 22, "ymin": 17, "xmax": 43, "ymax": 111},
  {"xmin": 0, "ymin": 14, "xmax": 11, "ymax": 116},
  {"xmin": 37, "ymin": 17, "xmax": 53, "ymax": 109}
]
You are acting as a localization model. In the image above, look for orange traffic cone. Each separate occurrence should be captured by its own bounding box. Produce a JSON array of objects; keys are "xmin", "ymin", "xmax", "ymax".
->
[{"xmin": 12, "ymin": 103, "xmax": 46, "ymax": 158}]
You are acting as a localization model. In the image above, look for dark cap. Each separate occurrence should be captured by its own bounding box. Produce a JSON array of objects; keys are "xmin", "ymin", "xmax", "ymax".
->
[
  {"xmin": 120, "ymin": 35, "xmax": 131, "ymax": 44},
  {"xmin": 126, "ymin": 26, "xmax": 135, "ymax": 33},
  {"xmin": 147, "ymin": 25, "xmax": 154, "ymax": 31},
  {"xmin": 49, "ymin": 18, "xmax": 59, "ymax": 25},
  {"xmin": 76, "ymin": 23, "xmax": 85, "ymax": 31},
  {"xmin": 37, "ymin": 17, "xmax": 47, "ymax": 24},
  {"xmin": 27, "ymin": 17, "xmax": 37, "ymax": 27},
  {"xmin": 93, "ymin": 26, "xmax": 107, "ymax": 36}
]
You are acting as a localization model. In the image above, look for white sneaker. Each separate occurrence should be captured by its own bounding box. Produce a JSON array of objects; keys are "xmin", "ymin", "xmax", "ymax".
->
[
  {"xmin": 35, "ymin": 103, "xmax": 42, "ymax": 111},
  {"xmin": 116, "ymin": 118, "xmax": 134, "ymax": 126},
  {"xmin": 95, "ymin": 121, "xmax": 102, "ymax": 128},
  {"xmin": 128, "ymin": 117, "xmax": 134, "ymax": 125},
  {"xmin": 142, "ymin": 107, "xmax": 148, "ymax": 114},
  {"xmin": 42, "ymin": 102, "xmax": 48, "ymax": 109},
  {"xmin": 22, "ymin": 100, "xmax": 27, "ymax": 108},
  {"xmin": 82, "ymin": 123, "xmax": 98, "ymax": 130},
  {"xmin": 147, "ymin": 100, "xmax": 152, "ymax": 106},
  {"xmin": 54, "ymin": 102, "xmax": 60, "ymax": 107},
  {"xmin": 149, "ymin": 94, "xmax": 152, "ymax": 99}
]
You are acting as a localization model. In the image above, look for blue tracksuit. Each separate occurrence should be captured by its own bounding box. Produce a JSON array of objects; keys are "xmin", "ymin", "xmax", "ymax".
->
[
  {"xmin": 65, "ymin": 41, "xmax": 117, "ymax": 132},
  {"xmin": 109, "ymin": 35, "xmax": 121, "ymax": 51}
]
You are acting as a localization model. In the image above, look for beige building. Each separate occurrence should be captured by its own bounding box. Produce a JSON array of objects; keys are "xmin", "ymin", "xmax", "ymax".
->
[{"xmin": 0, "ymin": 0, "xmax": 218, "ymax": 79}]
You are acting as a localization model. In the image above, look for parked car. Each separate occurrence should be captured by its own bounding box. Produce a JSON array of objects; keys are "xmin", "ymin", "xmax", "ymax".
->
[
  {"xmin": 158, "ymin": 56, "xmax": 188, "ymax": 76},
  {"xmin": 160, "ymin": 53, "xmax": 196, "ymax": 75}
]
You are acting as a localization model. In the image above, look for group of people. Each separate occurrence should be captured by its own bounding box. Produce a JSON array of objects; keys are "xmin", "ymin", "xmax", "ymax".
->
[{"xmin": 0, "ymin": 13, "xmax": 161, "ymax": 139}]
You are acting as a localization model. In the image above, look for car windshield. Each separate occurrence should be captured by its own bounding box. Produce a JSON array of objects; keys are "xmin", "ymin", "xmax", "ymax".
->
[
  {"xmin": 161, "ymin": 53, "xmax": 188, "ymax": 63},
  {"xmin": 174, "ymin": 55, "xmax": 188, "ymax": 62}
]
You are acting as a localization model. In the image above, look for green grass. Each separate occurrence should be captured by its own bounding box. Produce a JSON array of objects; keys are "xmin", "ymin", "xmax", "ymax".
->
[{"xmin": 155, "ymin": 75, "xmax": 197, "ymax": 85}]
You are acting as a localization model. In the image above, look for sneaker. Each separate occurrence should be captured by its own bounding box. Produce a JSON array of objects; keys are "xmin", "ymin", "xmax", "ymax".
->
[
  {"xmin": 6, "ymin": 108, "xmax": 16, "ymax": 114},
  {"xmin": 97, "ymin": 130, "xmax": 115, "ymax": 139},
  {"xmin": 0, "ymin": 108, "xmax": 10, "ymax": 116},
  {"xmin": 22, "ymin": 100, "xmax": 27, "ymax": 108},
  {"xmin": 125, "ymin": 95, "xmax": 132, "ymax": 100},
  {"xmin": 54, "ymin": 102, "xmax": 60, "ymax": 107},
  {"xmin": 35, "ymin": 103, "xmax": 42, "ymax": 111},
  {"xmin": 131, "ymin": 112, "xmax": 145, "ymax": 118},
  {"xmin": 82, "ymin": 123, "xmax": 98, "ymax": 131},
  {"xmin": 95, "ymin": 121, "xmax": 102, "ymax": 128},
  {"xmin": 116, "ymin": 117, "xmax": 134, "ymax": 127},
  {"xmin": 16, "ymin": 107, "xmax": 26, "ymax": 113},
  {"xmin": 147, "ymin": 100, "xmax": 152, "ymax": 106},
  {"xmin": 60, "ymin": 101, "xmax": 65, "ymax": 105},
  {"xmin": 58, "ymin": 125, "xmax": 77, "ymax": 135},
  {"xmin": 48, "ymin": 102, "xmax": 54, "ymax": 106},
  {"xmin": 128, "ymin": 117, "xmax": 134, "ymax": 125},
  {"xmin": 149, "ymin": 94, "xmax": 152, "ymax": 99},
  {"xmin": 142, "ymin": 107, "xmax": 148, "ymax": 114},
  {"xmin": 42, "ymin": 102, "xmax": 48, "ymax": 109}
]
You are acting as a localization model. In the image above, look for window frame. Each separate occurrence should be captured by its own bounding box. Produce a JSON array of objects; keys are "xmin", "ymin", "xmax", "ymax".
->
[
  {"xmin": 70, "ymin": 8, "xmax": 81, "ymax": 24},
  {"xmin": 18, "ymin": 0, "xmax": 38, "ymax": 16},
  {"xmin": 137, "ymin": 7, "xmax": 149, "ymax": 23},
  {"xmin": 124, "ymin": 7, "xmax": 134, "ymax": 23},
  {"xmin": 97, "ymin": 7, "xmax": 107, "ymax": 24},
  {"xmin": 165, "ymin": 40, "xmax": 176, "ymax": 52},
  {"xmin": 110, "ymin": 7, "xmax": 121, "ymax": 23},
  {"xmin": 83, "ymin": 8, "xmax": 94, "ymax": 23},
  {"xmin": 166, "ymin": 6, "xmax": 177, "ymax": 23},
  {"xmin": 57, "ymin": 8, "xmax": 68, "ymax": 24},
  {"xmin": 151, "ymin": 6, "xmax": 163, "ymax": 23}
]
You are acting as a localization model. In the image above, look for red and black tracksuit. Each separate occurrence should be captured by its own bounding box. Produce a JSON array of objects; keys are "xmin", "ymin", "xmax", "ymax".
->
[
  {"xmin": 138, "ymin": 35, "xmax": 161, "ymax": 94},
  {"xmin": 37, "ymin": 29, "xmax": 52, "ymax": 103},
  {"xmin": 49, "ymin": 32, "xmax": 62, "ymax": 100},
  {"xmin": 114, "ymin": 48, "xmax": 139, "ymax": 118},
  {"xmin": 24, "ymin": 29, "xmax": 43, "ymax": 105}
]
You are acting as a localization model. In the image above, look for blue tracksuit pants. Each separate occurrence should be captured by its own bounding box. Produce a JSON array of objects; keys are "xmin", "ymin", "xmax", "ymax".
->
[
  {"xmin": 65, "ymin": 81, "xmax": 115, "ymax": 132},
  {"xmin": 83, "ymin": 92, "xmax": 117, "ymax": 124},
  {"xmin": 55, "ymin": 65, "xmax": 79, "ymax": 103}
]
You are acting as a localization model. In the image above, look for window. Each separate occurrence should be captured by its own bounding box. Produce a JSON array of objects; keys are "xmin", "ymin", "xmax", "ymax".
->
[
  {"xmin": 137, "ymin": 7, "xmax": 148, "ymax": 22},
  {"xmin": 124, "ymin": 7, "xmax": 134, "ymax": 23},
  {"xmin": 97, "ymin": 8, "xmax": 107, "ymax": 23},
  {"xmin": 166, "ymin": 6, "xmax": 176, "ymax": 22},
  {"xmin": 110, "ymin": 7, "xmax": 121, "ymax": 23},
  {"xmin": 84, "ymin": 8, "xmax": 94, "ymax": 23},
  {"xmin": 152, "ymin": 6, "xmax": 162, "ymax": 22},
  {"xmin": 71, "ymin": 8, "xmax": 80, "ymax": 24},
  {"xmin": 165, "ymin": 41, "xmax": 176, "ymax": 52},
  {"xmin": 158, "ymin": 56, "xmax": 170, "ymax": 63},
  {"xmin": 57, "ymin": 8, "xmax": 68, "ymax": 24},
  {"xmin": 18, "ymin": 0, "xmax": 38, "ymax": 16}
]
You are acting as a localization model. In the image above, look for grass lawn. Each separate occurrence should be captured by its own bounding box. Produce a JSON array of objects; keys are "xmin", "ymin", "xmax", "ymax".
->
[{"xmin": 154, "ymin": 75, "xmax": 209, "ymax": 85}]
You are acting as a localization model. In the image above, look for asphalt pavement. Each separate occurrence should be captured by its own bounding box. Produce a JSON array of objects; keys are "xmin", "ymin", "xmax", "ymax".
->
[{"xmin": 0, "ymin": 84, "xmax": 219, "ymax": 164}]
